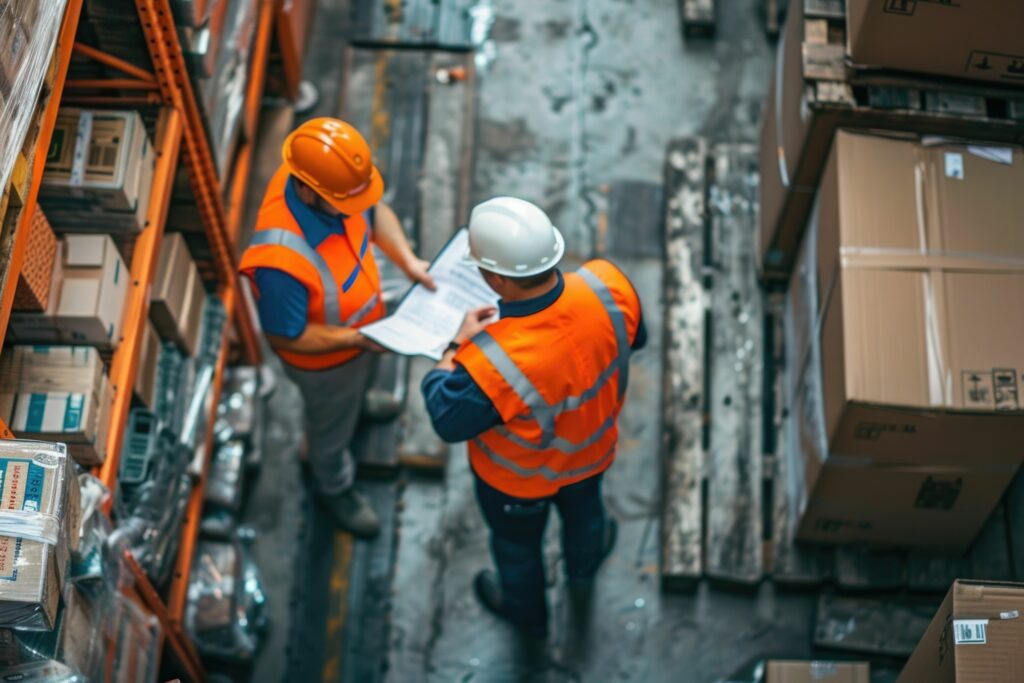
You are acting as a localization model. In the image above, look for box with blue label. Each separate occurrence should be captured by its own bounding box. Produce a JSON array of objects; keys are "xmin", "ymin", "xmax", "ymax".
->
[
  {"xmin": 0, "ymin": 347, "xmax": 112, "ymax": 467},
  {"xmin": 0, "ymin": 440, "xmax": 80, "ymax": 631}
]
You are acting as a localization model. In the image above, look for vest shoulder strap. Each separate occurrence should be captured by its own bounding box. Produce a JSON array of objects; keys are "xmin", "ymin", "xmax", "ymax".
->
[{"xmin": 249, "ymin": 228, "xmax": 342, "ymax": 326}]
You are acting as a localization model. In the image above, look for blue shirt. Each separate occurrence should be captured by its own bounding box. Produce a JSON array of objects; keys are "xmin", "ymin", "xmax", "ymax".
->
[
  {"xmin": 421, "ymin": 270, "xmax": 647, "ymax": 444},
  {"xmin": 253, "ymin": 177, "xmax": 375, "ymax": 339}
]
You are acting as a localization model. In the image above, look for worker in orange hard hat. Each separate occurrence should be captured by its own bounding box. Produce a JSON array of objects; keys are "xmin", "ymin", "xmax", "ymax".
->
[{"xmin": 240, "ymin": 118, "xmax": 435, "ymax": 538}]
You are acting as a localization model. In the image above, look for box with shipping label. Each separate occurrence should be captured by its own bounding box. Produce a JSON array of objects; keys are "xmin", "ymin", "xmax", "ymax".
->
[
  {"xmin": 0, "ymin": 440, "xmax": 79, "ymax": 631},
  {"xmin": 0, "ymin": 347, "xmax": 112, "ymax": 467},
  {"xmin": 765, "ymin": 660, "xmax": 869, "ymax": 683},
  {"xmin": 55, "ymin": 234, "xmax": 129, "ymax": 348},
  {"xmin": 152, "ymin": 232, "xmax": 203, "ymax": 356},
  {"xmin": 12, "ymin": 206, "xmax": 57, "ymax": 312},
  {"xmin": 898, "ymin": 580, "xmax": 1024, "ymax": 683},
  {"xmin": 40, "ymin": 109, "xmax": 155, "ymax": 233},
  {"xmin": 787, "ymin": 130, "xmax": 1024, "ymax": 554},
  {"xmin": 757, "ymin": 0, "xmax": 1024, "ymax": 281},
  {"xmin": 847, "ymin": 0, "xmax": 1024, "ymax": 86}
]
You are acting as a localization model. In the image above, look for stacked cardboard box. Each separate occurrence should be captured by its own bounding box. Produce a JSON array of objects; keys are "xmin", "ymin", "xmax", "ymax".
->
[
  {"xmin": 134, "ymin": 321, "xmax": 161, "ymax": 409},
  {"xmin": 0, "ymin": 440, "xmax": 81, "ymax": 631},
  {"xmin": 783, "ymin": 130, "xmax": 1024, "ymax": 555},
  {"xmin": 151, "ymin": 232, "xmax": 206, "ymax": 357},
  {"xmin": 0, "ymin": 348, "xmax": 113, "ymax": 467},
  {"xmin": 757, "ymin": 0, "xmax": 1024, "ymax": 279},
  {"xmin": 898, "ymin": 580, "xmax": 1024, "ymax": 682},
  {"xmin": 9, "ymin": 234, "xmax": 129, "ymax": 350},
  {"xmin": 39, "ymin": 109, "xmax": 156, "ymax": 234}
]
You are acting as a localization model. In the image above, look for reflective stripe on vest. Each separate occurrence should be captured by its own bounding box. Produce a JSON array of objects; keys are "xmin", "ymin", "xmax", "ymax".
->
[
  {"xmin": 471, "ymin": 265, "xmax": 632, "ymax": 461},
  {"xmin": 473, "ymin": 436, "xmax": 617, "ymax": 483},
  {"xmin": 248, "ymin": 228, "xmax": 377, "ymax": 326}
]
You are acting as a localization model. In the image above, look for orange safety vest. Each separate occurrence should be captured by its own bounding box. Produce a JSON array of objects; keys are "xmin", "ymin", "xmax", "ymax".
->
[
  {"xmin": 455, "ymin": 260, "xmax": 642, "ymax": 499},
  {"xmin": 239, "ymin": 166, "xmax": 385, "ymax": 370}
]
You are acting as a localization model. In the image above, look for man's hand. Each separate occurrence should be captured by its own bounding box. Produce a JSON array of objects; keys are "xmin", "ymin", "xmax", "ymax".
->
[
  {"xmin": 455, "ymin": 306, "xmax": 498, "ymax": 344},
  {"xmin": 356, "ymin": 332, "xmax": 388, "ymax": 353},
  {"xmin": 404, "ymin": 257, "xmax": 437, "ymax": 291}
]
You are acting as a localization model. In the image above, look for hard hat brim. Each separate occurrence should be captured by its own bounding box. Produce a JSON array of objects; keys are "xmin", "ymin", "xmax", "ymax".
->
[
  {"xmin": 322, "ymin": 165, "xmax": 385, "ymax": 216},
  {"xmin": 465, "ymin": 226, "xmax": 566, "ymax": 277}
]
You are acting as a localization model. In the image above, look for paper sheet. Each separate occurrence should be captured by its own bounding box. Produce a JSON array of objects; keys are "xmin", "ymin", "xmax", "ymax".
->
[{"xmin": 360, "ymin": 229, "xmax": 499, "ymax": 360}]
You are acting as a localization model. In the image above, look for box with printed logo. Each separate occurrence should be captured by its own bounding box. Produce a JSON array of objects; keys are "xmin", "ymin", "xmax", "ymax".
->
[{"xmin": 0, "ymin": 440, "xmax": 80, "ymax": 631}]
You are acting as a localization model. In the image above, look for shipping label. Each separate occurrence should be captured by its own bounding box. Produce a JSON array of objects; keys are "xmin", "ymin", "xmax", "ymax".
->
[
  {"xmin": 0, "ymin": 459, "xmax": 44, "ymax": 581},
  {"xmin": 953, "ymin": 619, "xmax": 988, "ymax": 645}
]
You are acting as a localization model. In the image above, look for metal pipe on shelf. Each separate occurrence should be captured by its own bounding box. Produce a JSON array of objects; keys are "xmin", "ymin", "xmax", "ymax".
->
[
  {"xmin": 60, "ymin": 94, "xmax": 164, "ymax": 106},
  {"xmin": 99, "ymin": 107, "xmax": 183, "ymax": 494},
  {"xmin": 72, "ymin": 42, "xmax": 157, "ymax": 83},
  {"xmin": 64, "ymin": 78, "xmax": 160, "ymax": 90}
]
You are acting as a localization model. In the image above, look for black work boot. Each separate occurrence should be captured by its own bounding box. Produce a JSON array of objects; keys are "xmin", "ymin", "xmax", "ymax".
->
[
  {"xmin": 473, "ymin": 570, "xmax": 548, "ymax": 639},
  {"xmin": 318, "ymin": 488, "xmax": 381, "ymax": 539}
]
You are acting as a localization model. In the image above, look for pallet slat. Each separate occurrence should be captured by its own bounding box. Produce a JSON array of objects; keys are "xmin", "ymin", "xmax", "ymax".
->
[
  {"xmin": 660, "ymin": 138, "xmax": 708, "ymax": 591},
  {"xmin": 704, "ymin": 144, "xmax": 763, "ymax": 586}
]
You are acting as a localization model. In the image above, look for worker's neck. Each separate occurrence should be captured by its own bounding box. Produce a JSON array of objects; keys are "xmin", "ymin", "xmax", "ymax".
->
[{"xmin": 502, "ymin": 274, "xmax": 559, "ymax": 303}]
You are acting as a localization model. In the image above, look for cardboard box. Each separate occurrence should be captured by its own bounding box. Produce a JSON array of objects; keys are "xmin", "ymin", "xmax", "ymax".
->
[
  {"xmin": 12, "ymin": 206, "xmax": 57, "ymax": 312},
  {"xmin": 757, "ymin": 0, "xmax": 1024, "ymax": 281},
  {"xmin": 134, "ymin": 321, "xmax": 161, "ymax": 409},
  {"xmin": 766, "ymin": 661, "xmax": 869, "ymax": 683},
  {"xmin": 55, "ymin": 234, "xmax": 129, "ymax": 347},
  {"xmin": 898, "ymin": 580, "xmax": 1024, "ymax": 683},
  {"xmin": 787, "ymin": 131, "xmax": 1024, "ymax": 553},
  {"xmin": 152, "ymin": 232, "xmax": 203, "ymax": 355},
  {"xmin": 0, "ymin": 440, "xmax": 79, "ymax": 631},
  {"xmin": 847, "ymin": 0, "xmax": 1024, "ymax": 86},
  {"xmin": 40, "ymin": 109, "xmax": 155, "ymax": 233},
  {"xmin": 0, "ymin": 347, "xmax": 112, "ymax": 467}
]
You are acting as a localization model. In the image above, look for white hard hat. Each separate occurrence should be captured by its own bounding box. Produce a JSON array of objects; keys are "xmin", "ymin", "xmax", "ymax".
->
[{"xmin": 465, "ymin": 197, "xmax": 565, "ymax": 277}]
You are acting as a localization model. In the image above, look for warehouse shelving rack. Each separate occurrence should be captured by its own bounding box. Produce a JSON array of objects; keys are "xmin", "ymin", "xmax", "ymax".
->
[{"xmin": 0, "ymin": 0, "xmax": 284, "ymax": 680}]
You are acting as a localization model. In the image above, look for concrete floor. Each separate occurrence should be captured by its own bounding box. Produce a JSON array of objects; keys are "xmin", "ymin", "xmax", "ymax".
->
[{"xmin": 241, "ymin": 1, "xmax": 904, "ymax": 681}]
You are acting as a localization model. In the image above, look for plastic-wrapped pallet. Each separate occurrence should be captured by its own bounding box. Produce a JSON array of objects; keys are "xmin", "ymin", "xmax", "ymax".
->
[
  {"xmin": 185, "ymin": 534, "xmax": 267, "ymax": 663},
  {"xmin": 0, "ymin": 440, "xmax": 81, "ymax": 631},
  {"xmin": 214, "ymin": 366, "xmax": 264, "ymax": 470},
  {"xmin": 0, "ymin": 2, "xmax": 68, "ymax": 204},
  {"xmin": 205, "ymin": 440, "xmax": 244, "ymax": 511}
]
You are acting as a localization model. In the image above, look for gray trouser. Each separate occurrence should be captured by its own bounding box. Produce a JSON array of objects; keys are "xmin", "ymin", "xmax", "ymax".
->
[{"xmin": 282, "ymin": 352, "xmax": 375, "ymax": 496}]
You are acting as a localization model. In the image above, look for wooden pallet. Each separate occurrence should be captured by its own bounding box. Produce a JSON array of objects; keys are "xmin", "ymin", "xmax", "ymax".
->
[{"xmin": 660, "ymin": 136, "xmax": 1022, "ymax": 593}]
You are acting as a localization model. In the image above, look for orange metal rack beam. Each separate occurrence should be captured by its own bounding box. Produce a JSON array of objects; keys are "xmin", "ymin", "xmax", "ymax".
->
[
  {"xmin": 0, "ymin": 0, "xmax": 84, "ymax": 351},
  {"xmin": 134, "ymin": 0, "xmax": 262, "ymax": 366},
  {"xmin": 99, "ymin": 107, "xmax": 183, "ymax": 493}
]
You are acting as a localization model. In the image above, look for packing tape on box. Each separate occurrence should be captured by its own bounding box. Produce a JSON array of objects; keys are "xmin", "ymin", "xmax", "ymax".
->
[
  {"xmin": 0, "ymin": 509, "xmax": 60, "ymax": 546},
  {"xmin": 69, "ymin": 111, "xmax": 94, "ymax": 193}
]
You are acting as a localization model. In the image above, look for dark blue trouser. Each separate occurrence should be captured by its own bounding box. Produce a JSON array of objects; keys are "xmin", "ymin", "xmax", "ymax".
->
[{"xmin": 474, "ymin": 471, "xmax": 609, "ymax": 636}]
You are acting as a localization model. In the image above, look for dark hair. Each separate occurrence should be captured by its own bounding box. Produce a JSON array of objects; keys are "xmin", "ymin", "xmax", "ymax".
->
[{"xmin": 508, "ymin": 269, "xmax": 556, "ymax": 290}]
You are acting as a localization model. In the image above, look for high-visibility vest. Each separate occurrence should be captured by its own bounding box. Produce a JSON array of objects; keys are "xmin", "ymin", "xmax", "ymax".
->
[
  {"xmin": 239, "ymin": 165, "xmax": 385, "ymax": 370},
  {"xmin": 455, "ymin": 260, "xmax": 642, "ymax": 499}
]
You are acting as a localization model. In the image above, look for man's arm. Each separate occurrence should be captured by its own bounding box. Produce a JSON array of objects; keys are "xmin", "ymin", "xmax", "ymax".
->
[
  {"xmin": 267, "ymin": 323, "xmax": 382, "ymax": 355},
  {"xmin": 372, "ymin": 202, "xmax": 436, "ymax": 289}
]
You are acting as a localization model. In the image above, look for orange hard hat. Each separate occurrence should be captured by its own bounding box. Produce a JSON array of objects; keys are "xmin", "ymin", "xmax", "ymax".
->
[{"xmin": 282, "ymin": 118, "xmax": 384, "ymax": 215}]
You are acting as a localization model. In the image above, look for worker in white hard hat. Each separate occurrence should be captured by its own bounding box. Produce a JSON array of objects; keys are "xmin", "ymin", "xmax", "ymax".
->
[{"xmin": 421, "ymin": 196, "xmax": 647, "ymax": 638}]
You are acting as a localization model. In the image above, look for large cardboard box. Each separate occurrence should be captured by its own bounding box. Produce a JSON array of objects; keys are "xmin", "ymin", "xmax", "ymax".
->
[
  {"xmin": 40, "ymin": 109, "xmax": 155, "ymax": 233},
  {"xmin": 12, "ymin": 206, "xmax": 57, "ymax": 312},
  {"xmin": 134, "ymin": 321, "xmax": 161, "ymax": 409},
  {"xmin": 0, "ymin": 347, "xmax": 112, "ymax": 467},
  {"xmin": 766, "ymin": 661, "xmax": 869, "ymax": 683},
  {"xmin": 152, "ymin": 232, "xmax": 203, "ymax": 356},
  {"xmin": 55, "ymin": 234, "xmax": 129, "ymax": 348},
  {"xmin": 847, "ymin": 0, "xmax": 1024, "ymax": 86},
  {"xmin": 0, "ymin": 440, "xmax": 80, "ymax": 631},
  {"xmin": 897, "ymin": 580, "xmax": 1024, "ymax": 683},
  {"xmin": 757, "ymin": 0, "xmax": 1024, "ymax": 281},
  {"xmin": 787, "ymin": 131, "xmax": 1024, "ymax": 553}
]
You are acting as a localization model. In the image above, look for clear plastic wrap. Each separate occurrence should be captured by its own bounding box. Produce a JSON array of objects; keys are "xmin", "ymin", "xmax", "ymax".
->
[
  {"xmin": 111, "ymin": 593, "xmax": 160, "ymax": 683},
  {"xmin": 0, "ymin": 2, "xmax": 69, "ymax": 203},
  {"xmin": 205, "ymin": 440, "xmax": 244, "ymax": 511},
  {"xmin": 0, "ymin": 439, "xmax": 79, "ymax": 631},
  {"xmin": 185, "ymin": 533, "xmax": 267, "ymax": 664}
]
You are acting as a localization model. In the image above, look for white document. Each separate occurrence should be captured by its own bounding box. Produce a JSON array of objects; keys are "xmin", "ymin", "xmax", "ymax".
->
[{"xmin": 360, "ymin": 228, "xmax": 499, "ymax": 360}]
